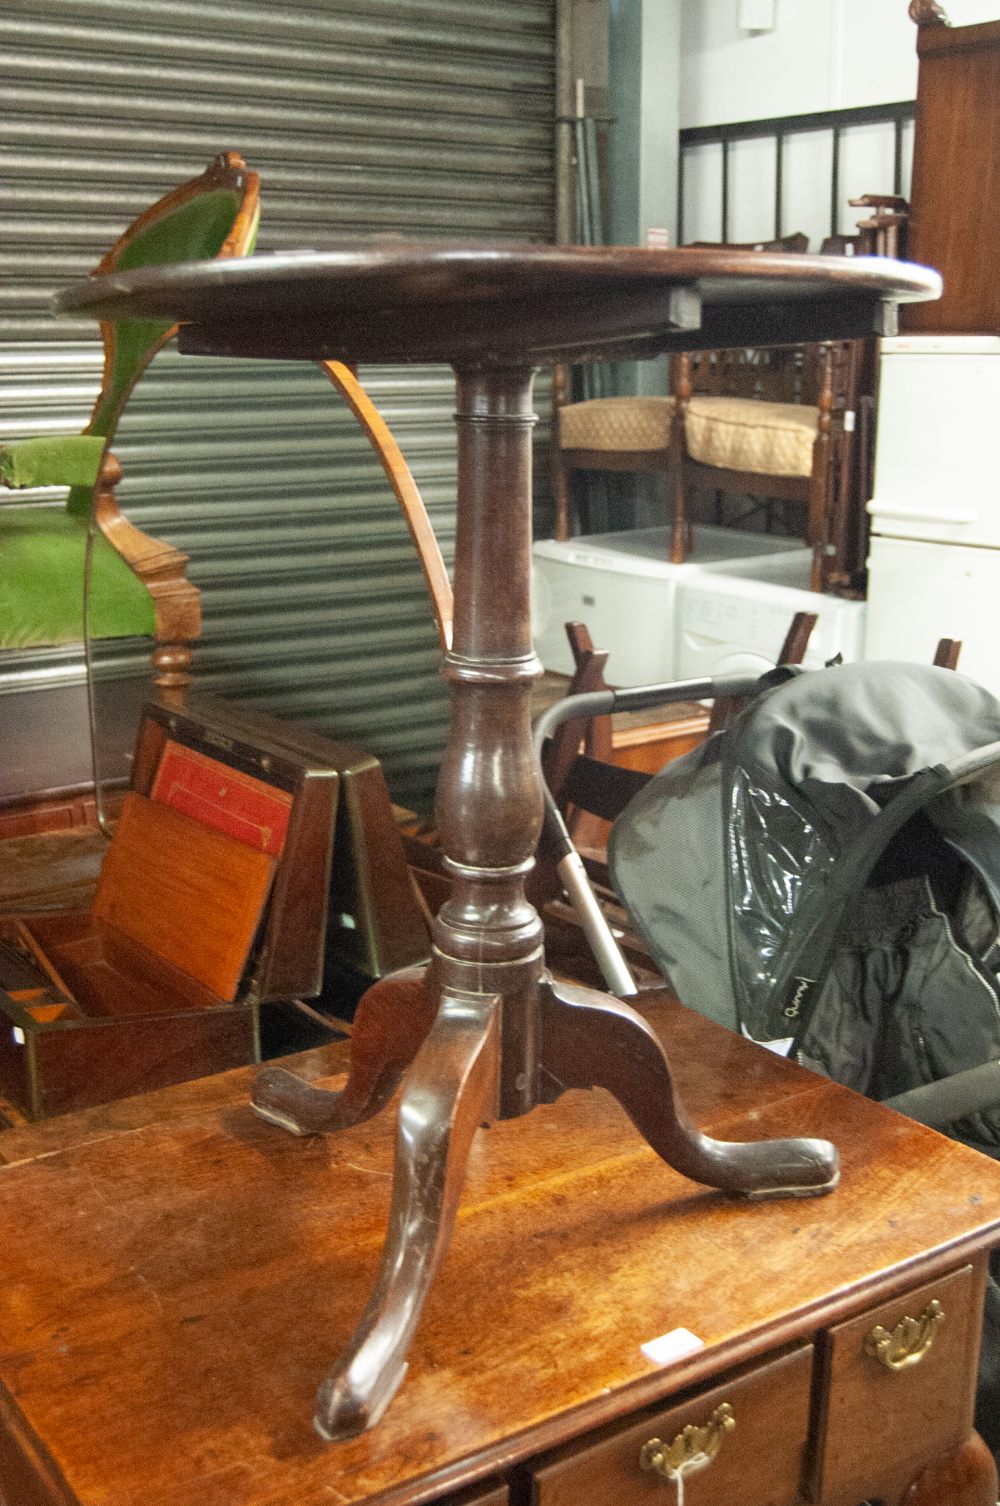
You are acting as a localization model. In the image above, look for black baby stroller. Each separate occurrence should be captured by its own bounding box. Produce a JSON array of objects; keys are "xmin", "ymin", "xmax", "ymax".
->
[{"xmin": 535, "ymin": 657, "xmax": 1000, "ymax": 1458}]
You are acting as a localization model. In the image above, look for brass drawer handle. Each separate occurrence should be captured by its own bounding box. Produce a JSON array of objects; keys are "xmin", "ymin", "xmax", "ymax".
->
[
  {"xmin": 864, "ymin": 1298, "xmax": 945, "ymax": 1370},
  {"xmin": 639, "ymin": 1403, "xmax": 735, "ymax": 1482}
]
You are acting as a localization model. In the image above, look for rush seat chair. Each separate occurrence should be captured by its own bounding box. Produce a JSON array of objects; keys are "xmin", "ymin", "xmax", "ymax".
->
[
  {"xmin": 549, "ymin": 234, "xmax": 813, "ymax": 555},
  {"xmin": 669, "ymin": 336, "xmax": 846, "ymax": 589}
]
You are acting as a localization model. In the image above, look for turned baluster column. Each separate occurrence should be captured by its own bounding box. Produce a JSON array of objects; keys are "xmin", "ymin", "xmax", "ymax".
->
[{"xmin": 432, "ymin": 367, "xmax": 546, "ymax": 1119}]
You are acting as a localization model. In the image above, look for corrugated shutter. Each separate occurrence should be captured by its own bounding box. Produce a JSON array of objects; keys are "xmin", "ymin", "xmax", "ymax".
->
[{"xmin": 0, "ymin": 0, "xmax": 556, "ymax": 811}]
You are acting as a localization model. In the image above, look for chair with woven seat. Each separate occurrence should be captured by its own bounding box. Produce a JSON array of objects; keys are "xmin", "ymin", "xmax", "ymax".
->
[
  {"xmin": 551, "ymin": 376, "xmax": 674, "ymax": 543},
  {"xmin": 550, "ymin": 233, "xmax": 817, "ymax": 562},
  {"xmin": 0, "ymin": 152, "xmax": 261, "ymax": 692},
  {"xmin": 668, "ymin": 220, "xmax": 898, "ymax": 591},
  {"xmin": 669, "ymin": 337, "xmax": 845, "ymax": 590}
]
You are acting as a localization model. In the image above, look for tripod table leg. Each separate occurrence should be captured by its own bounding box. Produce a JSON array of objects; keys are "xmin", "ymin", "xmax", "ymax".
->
[
  {"xmin": 314, "ymin": 989, "xmax": 500, "ymax": 1441},
  {"xmin": 251, "ymin": 966, "xmax": 439, "ymax": 1136},
  {"xmin": 539, "ymin": 981, "xmax": 838, "ymax": 1198}
]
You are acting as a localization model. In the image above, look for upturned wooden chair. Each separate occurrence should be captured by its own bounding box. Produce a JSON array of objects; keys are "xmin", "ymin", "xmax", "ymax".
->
[
  {"xmin": 0, "ymin": 152, "xmax": 261, "ymax": 690},
  {"xmin": 539, "ymin": 610, "xmax": 818, "ymax": 884}
]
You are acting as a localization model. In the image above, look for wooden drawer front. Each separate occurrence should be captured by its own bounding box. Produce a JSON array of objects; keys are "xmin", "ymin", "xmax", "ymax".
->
[
  {"xmin": 532, "ymin": 1345, "xmax": 813, "ymax": 1506},
  {"xmin": 816, "ymin": 1264, "xmax": 981, "ymax": 1502}
]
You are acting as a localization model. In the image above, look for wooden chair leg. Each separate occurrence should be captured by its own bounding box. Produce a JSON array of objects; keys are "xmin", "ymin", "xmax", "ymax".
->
[
  {"xmin": 777, "ymin": 609, "xmax": 818, "ymax": 667},
  {"xmin": 707, "ymin": 610, "xmax": 818, "ymax": 733},
  {"xmin": 540, "ymin": 622, "xmax": 613, "ymax": 804},
  {"xmin": 553, "ymin": 454, "xmax": 573, "ymax": 542},
  {"xmin": 808, "ymin": 342, "xmax": 835, "ymax": 592},
  {"xmin": 552, "ymin": 362, "xmax": 572, "ymax": 542},
  {"xmin": 669, "ymin": 357, "xmax": 692, "ymax": 565}
]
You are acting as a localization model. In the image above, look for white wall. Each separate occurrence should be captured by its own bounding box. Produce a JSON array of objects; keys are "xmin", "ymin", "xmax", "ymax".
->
[
  {"xmin": 677, "ymin": 0, "xmax": 957, "ymax": 246},
  {"xmin": 679, "ymin": 0, "xmax": 1000, "ymax": 129},
  {"xmin": 680, "ymin": 0, "xmax": 917, "ymax": 128},
  {"xmin": 944, "ymin": 0, "xmax": 1000, "ymax": 23}
]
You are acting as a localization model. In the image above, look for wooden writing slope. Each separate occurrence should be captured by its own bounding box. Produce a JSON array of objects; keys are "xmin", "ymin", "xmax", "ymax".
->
[
  {"xmin": 0, "ymin": 997, "xmax": 999, "ymax": 1506},
  {"xmin": 0, "ymin": 696, "xmax": 428, "ymax": 1119}
]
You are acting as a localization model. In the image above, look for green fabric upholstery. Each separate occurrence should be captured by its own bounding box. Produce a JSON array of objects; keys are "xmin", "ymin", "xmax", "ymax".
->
[
  {"xmin": 0, "ymin": 435, "xmax": 106, "ymax": 490},
  {"xmin": 118, "ymin": 189, "xmax": 245, "ymax": 274},
  {"xmin": 0, "ymin": 507, "xmax": 155, "ymax": 648},
  {"xmin": 0, "ymin": 163, "xmax": 255, "ymax": 656},
  {"xmin": 69, "ymin": 187, "xmax": 250, "ymax": 519}
]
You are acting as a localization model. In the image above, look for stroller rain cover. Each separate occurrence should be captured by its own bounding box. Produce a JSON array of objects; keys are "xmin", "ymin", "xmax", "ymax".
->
[{"xmin": 608, "ymin": 660, "xmax": 1000, "ymax": 1155}]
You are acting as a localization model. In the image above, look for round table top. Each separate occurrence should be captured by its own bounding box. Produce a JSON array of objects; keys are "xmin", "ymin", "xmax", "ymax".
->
[{"xmin": 54, "ymin": 241, "xmax": 942, "ymax": 366}]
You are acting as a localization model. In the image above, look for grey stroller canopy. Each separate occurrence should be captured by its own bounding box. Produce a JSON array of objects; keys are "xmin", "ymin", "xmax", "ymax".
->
[{"xmin": 609, "ymin": 661, "xmax": 1000, "ymax": 1151}]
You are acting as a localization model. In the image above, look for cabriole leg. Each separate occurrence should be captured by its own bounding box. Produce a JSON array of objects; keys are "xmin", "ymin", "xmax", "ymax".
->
[
  {"xmin": 313, "ymin": 991, "xmax": 499, "ymax": 1440},
  {"xmin": 251, "ymin": 966, "xmax": 438, "ymax": 1135},
  {"xmin": 539, "ymin": 980, "xmax": 838, "ymax": 1198}
]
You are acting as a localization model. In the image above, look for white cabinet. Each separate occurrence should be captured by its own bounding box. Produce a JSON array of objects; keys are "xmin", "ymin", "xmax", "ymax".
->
[{"xmin": 864, "ymin": 335, "xmax": 1000, "ymax": 694}]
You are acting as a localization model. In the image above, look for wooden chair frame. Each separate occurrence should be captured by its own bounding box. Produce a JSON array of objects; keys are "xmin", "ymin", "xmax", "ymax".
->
[
  {"xmin": 550, "ymin": 235, "xmax": 865, "ymax": 590},
  {"xmin": 83, "ymin": 151, "xmax": 261, "ymax": 688},
  {"xmin": 319, "ymin": 362, "xmax": 453, "ymax": 652},
  {"xmin": 536, "ymin": 622, "xmax": 962, "ymax": 993},
  {"xmin": 668, "ymin": 340, "xmax": 845, "ymax": 591}
]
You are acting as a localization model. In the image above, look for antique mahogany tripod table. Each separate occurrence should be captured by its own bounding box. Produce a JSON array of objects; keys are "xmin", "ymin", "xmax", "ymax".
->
[{"xmin": 57, "ymin": 243, "xmax": 941, "ymax": 1441}]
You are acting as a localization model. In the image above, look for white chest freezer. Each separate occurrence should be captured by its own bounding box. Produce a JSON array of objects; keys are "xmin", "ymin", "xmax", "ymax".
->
[{"xmin": 675, "ymin": 572, "xmax": 867, "ymax": 679}]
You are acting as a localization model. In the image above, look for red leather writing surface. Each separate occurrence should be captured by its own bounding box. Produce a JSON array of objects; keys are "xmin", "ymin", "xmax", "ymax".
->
[{"xmin": 151, "ymin": 740, "xmax": 292, "ymax": 856}]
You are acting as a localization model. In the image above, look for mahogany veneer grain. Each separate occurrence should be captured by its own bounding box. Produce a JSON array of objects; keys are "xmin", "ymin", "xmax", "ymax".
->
[{"xmin": 1, "ymin": 997, "xmax": 999, "ymax": 1506}]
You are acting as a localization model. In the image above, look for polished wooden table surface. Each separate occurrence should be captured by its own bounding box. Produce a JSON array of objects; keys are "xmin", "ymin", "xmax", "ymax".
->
[
  {"xmin": 1, "ymin": 996, "xmax": 999, "ymax": 1506},
  {"xmin": 54, "ymin": 244, "xmax": 944, "ymax": 1442},
  {"xmin": 55, "ymin": 241, "xmax": 940, "ymax": 363}
]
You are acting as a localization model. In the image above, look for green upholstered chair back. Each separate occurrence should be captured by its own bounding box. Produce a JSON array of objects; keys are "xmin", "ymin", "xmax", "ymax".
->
[
  {"xmin": 0, "ymin": 153, "xmax": 259, "ymax": 656},
  {"xmin": 69, "ymin": 151, "xmax": 260, "ymax": 517}
]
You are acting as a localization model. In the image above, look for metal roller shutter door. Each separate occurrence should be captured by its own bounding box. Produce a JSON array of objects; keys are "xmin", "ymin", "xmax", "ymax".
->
[{"xmin": 0, "ymin": 0, "xmax": 556, "ymax": 811}]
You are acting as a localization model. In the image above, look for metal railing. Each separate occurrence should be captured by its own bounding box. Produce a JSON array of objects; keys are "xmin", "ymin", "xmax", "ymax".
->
[{"xmin": 677, "ymin": 100, "xmax": 915, "ymax": 245}]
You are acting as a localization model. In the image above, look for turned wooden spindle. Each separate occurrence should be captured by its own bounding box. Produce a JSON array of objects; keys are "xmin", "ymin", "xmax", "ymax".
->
[
  {"xmin": 668, "ymin": 352, "xmax": 693, "ymax": 565},
  {"xmin": 91, "ymin": 451, "xmax": 200, "ymax": 692}
]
